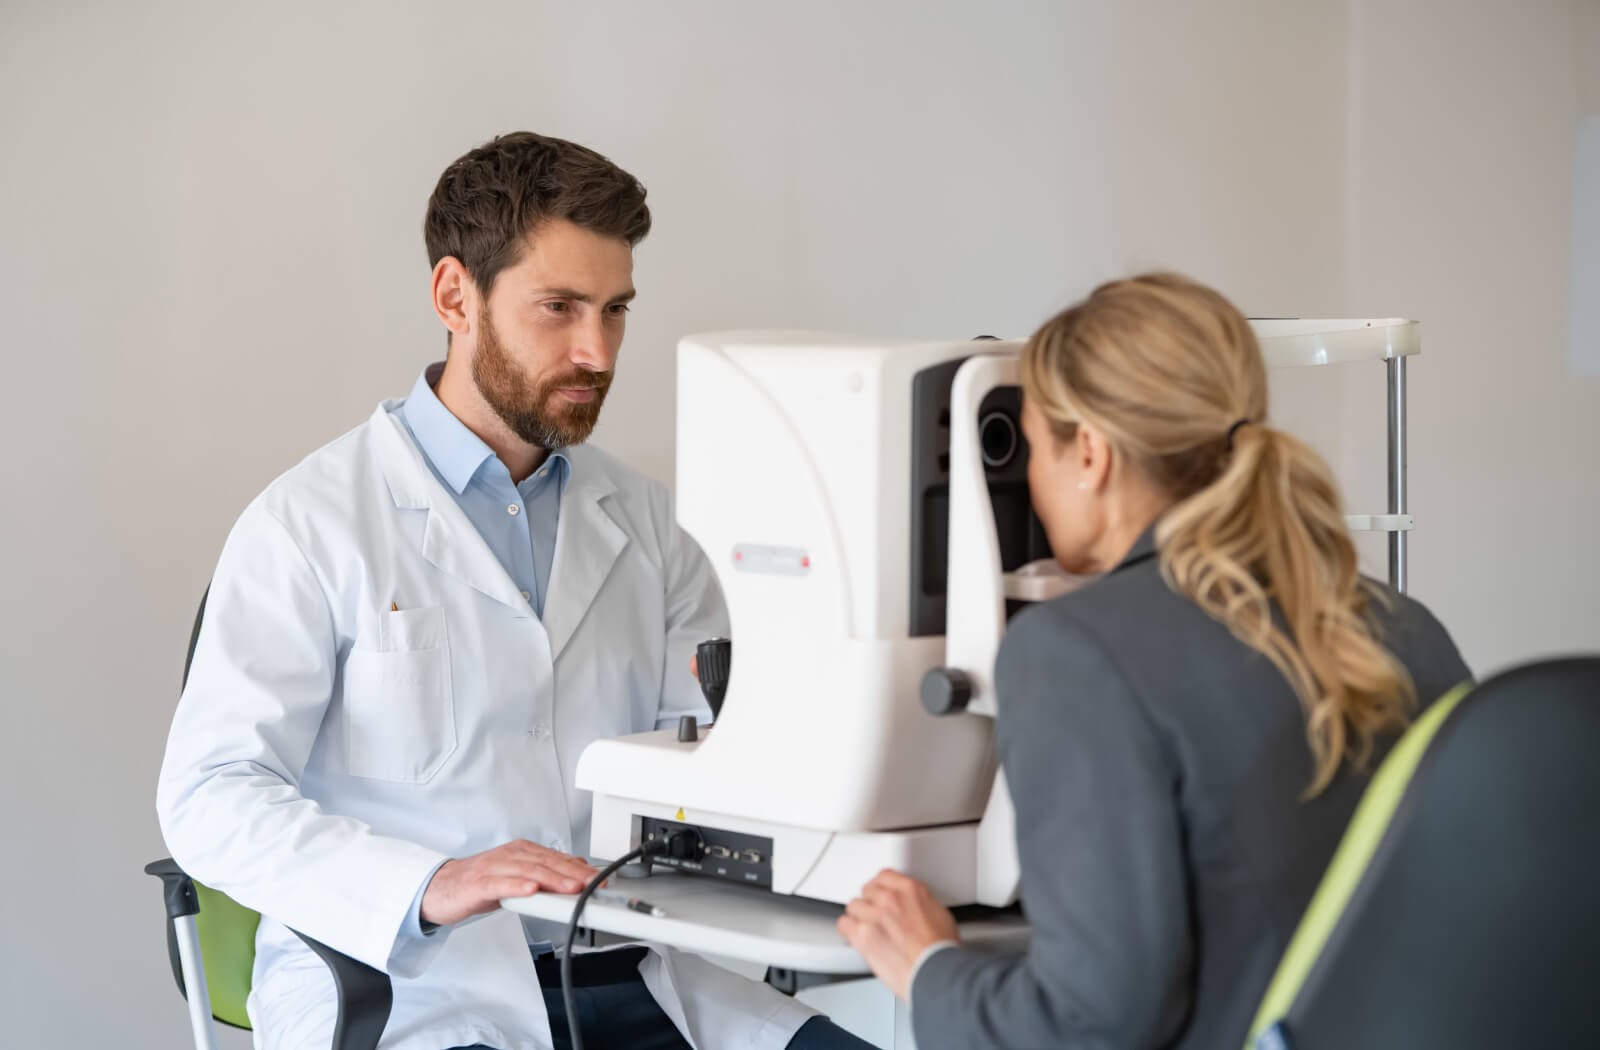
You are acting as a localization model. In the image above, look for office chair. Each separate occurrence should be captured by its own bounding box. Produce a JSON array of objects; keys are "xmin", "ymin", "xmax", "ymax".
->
[
  {"xmin": 147, "ymin": 588, "xmax": 394, "ymax": 1050},
  {"xmin": 1246, "ymin": 656, "xmax": 1600, "ymax": 1050}
]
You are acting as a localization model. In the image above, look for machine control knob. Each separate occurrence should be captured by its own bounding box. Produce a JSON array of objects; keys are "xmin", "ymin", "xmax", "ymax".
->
[
  {"xmin": 677, "ymin": 714, "xmax": 699, "ymax": 743},
  {"xmin": 696, "ymin": 637, "xmax": 732, "ymax": 719},
  {"xmin": 921, "ymin": 668, "xmax": 974, "ymax": 716}
]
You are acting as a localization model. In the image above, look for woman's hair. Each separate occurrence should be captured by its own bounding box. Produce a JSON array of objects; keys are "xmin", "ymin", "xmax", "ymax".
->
[{"xmin": 1020, "ymin": 272, "xmax": 1414, "ymax": 794}]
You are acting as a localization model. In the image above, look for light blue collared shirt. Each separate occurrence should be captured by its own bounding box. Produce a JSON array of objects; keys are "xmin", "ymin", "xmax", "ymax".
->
[
  {"xmin": 395, "ymin": 365, "xmax": 569, "ymax": 617},
  {"xmin": 391, "ymin": 364, "xmax": 570, "ymax": 941}
]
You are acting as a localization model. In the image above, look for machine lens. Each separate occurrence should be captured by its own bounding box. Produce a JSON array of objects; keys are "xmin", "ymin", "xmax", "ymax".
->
[{"xmin": 979, "ymin": 410, "xmax": 1019, "ymax": 469}]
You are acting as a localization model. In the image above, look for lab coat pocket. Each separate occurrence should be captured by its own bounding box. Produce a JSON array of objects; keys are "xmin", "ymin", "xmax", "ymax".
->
[{"xmin": 341, "ymin": 606, "xmax": 457, "ymax": 783}]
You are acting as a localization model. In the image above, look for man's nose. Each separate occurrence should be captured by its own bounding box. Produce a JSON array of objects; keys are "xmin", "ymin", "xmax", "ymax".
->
[{"xmin": 571, "ymin": 314, "xmax": 617, "ymax": 373}]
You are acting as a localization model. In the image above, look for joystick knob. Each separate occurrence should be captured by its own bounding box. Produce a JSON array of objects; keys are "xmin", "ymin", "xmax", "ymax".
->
[{"xmin": 696, "ymin": 638, "xmax": 732, "ymax": 719}]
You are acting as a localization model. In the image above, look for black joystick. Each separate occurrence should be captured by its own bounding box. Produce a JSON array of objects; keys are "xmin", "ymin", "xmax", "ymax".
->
[{"xmin": 696, "ymin": 638, "xmax": 732, "ymax": 720}]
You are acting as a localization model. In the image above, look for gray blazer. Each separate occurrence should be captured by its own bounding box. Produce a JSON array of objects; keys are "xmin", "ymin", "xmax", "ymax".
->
[{"xmin": 911, "ymin": 528, "xmax": 1471, "ymax": 1049}]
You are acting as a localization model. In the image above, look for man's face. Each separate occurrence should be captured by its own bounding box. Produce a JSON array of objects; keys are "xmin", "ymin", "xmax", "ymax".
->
[{"xmin": 470, "ymin": 218, "xmax": 636, "ymax": 450}]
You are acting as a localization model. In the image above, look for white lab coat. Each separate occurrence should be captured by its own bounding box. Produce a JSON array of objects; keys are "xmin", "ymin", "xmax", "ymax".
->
[{"xmin": 156, "ymin": 402, "xmax": 816, "ymax": 1050}]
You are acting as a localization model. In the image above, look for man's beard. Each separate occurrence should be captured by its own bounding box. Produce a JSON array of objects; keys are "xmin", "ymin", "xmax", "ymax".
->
[{"xmin": 471, "ymin": 310, "xmax": 613, "ymax": 450}]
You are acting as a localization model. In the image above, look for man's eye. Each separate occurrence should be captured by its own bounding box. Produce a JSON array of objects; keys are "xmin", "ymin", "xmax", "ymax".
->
[
  {"xmin": 545, "ymin": 301, "xmax": 569, "ymax": 314},
  {"xmin": 607, "ymin": 304, "xmax": 631, "ymax": 315}
]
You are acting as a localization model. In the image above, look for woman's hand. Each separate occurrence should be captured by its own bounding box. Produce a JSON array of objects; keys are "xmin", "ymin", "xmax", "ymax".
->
[{"xmin": 837, "ymin": 870, "xmax": 960, "ymax": 999}]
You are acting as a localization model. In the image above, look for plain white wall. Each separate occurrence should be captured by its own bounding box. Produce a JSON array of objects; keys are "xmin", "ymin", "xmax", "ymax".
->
[
  {"xmin": 1, "ymin": 1, "xmax": 1593, "ymax": 1046},
  {"xmin": 1328, "ymin": 0, "xmax": 1600, "ymax": 667}
]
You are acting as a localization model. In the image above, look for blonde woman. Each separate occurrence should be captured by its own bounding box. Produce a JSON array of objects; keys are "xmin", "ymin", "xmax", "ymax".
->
[{"xmin": 839, "ymin": 274, "xmax": 1471, "ymax": 1049}]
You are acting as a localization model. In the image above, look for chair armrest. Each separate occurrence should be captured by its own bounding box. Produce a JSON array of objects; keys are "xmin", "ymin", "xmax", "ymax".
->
[
  {"xmin": 145, "ymin": 857, "xmax": 199, "ymax": 920},
  {"xmin": 295, "ymin": 931, "xmax": 393, "ymax": 1050},
  {"xmin": 145, "ymin": 858, "xmax": 392, "ymax": 1050},
  {"xmin": 145, "ymin": 857, "xmax": 199, "ymax": 999}
]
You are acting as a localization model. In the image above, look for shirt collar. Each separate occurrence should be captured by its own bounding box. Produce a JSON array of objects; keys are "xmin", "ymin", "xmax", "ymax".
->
[
  {"xmin": 400, "ymin": 364, "xmax": 497, "ymax": 496},
  {"xmin": 523, "ymin": 448, "xmax": 573, "ymax": 494}
]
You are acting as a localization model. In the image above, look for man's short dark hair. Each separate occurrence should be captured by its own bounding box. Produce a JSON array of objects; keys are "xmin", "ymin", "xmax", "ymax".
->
[{"xmin": 424, "ymin": 132, "xmax": 651, "ymax": 296}]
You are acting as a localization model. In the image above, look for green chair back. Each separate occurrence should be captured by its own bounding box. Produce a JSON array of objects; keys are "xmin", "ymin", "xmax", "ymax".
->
[{"xmin": 194, "ymin": 882, "xmax": 261, "ymax": 1030}]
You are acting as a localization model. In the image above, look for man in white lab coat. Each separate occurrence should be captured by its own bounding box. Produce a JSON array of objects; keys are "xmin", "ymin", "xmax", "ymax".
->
[{"xmin": 157, "ymin": 132, "xmax": 872, "ymax": 1050}]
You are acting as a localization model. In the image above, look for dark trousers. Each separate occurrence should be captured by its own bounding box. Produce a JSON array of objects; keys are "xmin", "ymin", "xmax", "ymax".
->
[{"xmin": 451, "ymin": 946, "xmax": 874, "ymax": 1049}]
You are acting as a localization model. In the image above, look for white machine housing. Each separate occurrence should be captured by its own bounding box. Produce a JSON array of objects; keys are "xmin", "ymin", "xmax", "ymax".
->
[
  {"xmin": 579, "ymin": 321, "xmax": 1420, "ymax": 907},
  {"xmin": 581, "ymin": 332, "xmax": 1012, "ymax": 904}
]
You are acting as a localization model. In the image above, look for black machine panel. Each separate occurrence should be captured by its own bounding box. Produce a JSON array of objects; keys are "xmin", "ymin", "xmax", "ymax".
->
[
  {"xmin": 909, "ymin": 355, "xmax": 1051, "ymax": 637},
  {"xmin": 637, "ymin": 815, "xmax": 774, "ymax": 889}
]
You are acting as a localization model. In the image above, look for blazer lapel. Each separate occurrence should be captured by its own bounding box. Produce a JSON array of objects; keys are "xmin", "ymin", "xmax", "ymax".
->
[{"xmin": 541, "ymin": 453, "xmax": 628, "ymax": 662}]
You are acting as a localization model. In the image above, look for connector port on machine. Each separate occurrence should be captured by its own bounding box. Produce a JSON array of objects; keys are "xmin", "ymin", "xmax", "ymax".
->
[{"xmin": 636, "ymin": 816, "xmax": 773, "ymax": 889}]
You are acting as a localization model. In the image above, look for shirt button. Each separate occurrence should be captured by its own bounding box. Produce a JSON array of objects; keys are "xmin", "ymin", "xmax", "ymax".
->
[
  {"xmin": 532, "ymin": 722, "xmax": 550, "ymax": 739},
  {"xmin": 507, "ymin": 503, "xmax": 520, "ymax": 516},
  {"xmin": 521, "ymin": 590, "xmax": 532, "ymax": 602}
]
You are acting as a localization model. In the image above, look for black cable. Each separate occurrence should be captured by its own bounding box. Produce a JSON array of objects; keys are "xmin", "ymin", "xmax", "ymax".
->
[{"xmin": 561, "ymin": 841, "xmax": 665, "ymax": 1050}]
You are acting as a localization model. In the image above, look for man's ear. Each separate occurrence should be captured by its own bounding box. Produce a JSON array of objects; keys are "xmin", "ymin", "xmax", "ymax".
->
[{"xmin": 431, "ymin": 257, "xmax": 475, "ymax": 340}]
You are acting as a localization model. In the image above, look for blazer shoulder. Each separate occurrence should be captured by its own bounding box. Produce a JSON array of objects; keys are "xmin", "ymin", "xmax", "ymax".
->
[
  {"xmin": 1027, "ymin": 555, "xmax": 1190, "ymax": 649},
  {"xmin": 1367, "ymin": 583, "xmax": 1473, "ymax": 698},
  {"xmin": 996, "ymin": 593, "xmax": 1149, "ymax": 725}
]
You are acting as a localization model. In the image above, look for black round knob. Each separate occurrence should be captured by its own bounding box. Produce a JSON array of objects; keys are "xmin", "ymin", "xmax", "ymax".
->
[
  {"xmin": 677, "ymin": 714, "xmax": 699, "ymax": 743},
  {"xmin": 696, "ymin": 638, "xmax": 732, "ymax": 719},
  {"xmin": 921, "ymin": 668, "xmax": 974, "ymax": 716}
]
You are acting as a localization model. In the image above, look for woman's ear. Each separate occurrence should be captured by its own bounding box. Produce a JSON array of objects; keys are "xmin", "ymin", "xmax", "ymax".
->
[{"xmin": 1078, "ymin": 423, "xmax": 1115, "ymax": 494}]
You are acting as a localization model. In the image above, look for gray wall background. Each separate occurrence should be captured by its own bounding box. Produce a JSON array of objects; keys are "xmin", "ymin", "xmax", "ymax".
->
[{"xmin": 2, "ymin": 1, "xmax": 1595, "ymax": 1045}]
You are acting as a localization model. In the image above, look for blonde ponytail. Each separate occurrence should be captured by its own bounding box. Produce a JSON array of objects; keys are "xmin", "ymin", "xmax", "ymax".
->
[{"xmin": 1023, "ymin": 273, "xmax": 1415, "ymax": 795}]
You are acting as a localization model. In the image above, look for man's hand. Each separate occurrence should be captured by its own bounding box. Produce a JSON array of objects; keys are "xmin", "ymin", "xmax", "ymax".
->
[
  {"xmin": 837, "ymin": 869, "xmax": 960, "ymax": 1000},
  {"xmin": 420, "ymin": 840, "xmax": 599, "ymax": 927}
]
